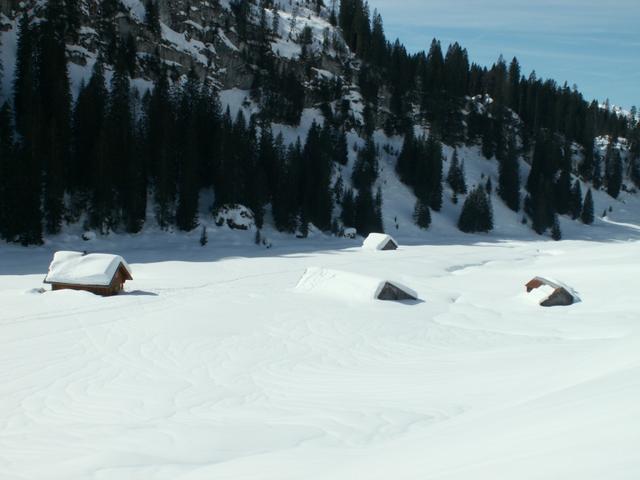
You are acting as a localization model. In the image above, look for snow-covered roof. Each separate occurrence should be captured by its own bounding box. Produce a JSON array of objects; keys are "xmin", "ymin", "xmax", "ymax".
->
[
  {"xmin": 295, "ymin": 267, "xmax": 416, "ymax": 302},
  {"xmin": 526, "ymin": 276, "xmax": 580, "ymax": 305},
  {"xmin": 529, "ymin": 276, "xmax": 579, "ymax": 298},
  {"xmin": 44, "ymin": 251, "xmax": 132, "ymax": 287},
  {"xmin": 362, "ymin": 233, "xmax": 398, "ymax": 251}
]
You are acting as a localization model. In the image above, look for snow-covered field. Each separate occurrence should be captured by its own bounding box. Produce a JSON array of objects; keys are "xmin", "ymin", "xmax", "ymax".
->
[{"xmin": 1, "ymin": 227, "xmax": 640, "ymax": 479}]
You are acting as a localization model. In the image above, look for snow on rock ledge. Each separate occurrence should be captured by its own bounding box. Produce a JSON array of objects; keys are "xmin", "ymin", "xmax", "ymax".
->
[
  {"xmin": 295, "ymin": 267, "xmax": 417, "ymax": 302},
  {"xmin": 362, "ymin": 233, "xmax": 399, "ymax": 251},
  {"xmin": 44, "ymin": 251, "xmax": 132, "ymax": 287},
  {"xmin": 214, "ymin": 204, "xmax": 255, "ymax": 231}
]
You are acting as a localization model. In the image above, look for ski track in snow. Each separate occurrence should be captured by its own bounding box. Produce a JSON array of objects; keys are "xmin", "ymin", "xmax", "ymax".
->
[{"xmin": 1, "ymin": 236, "xmax": 640, "ymax": 479}]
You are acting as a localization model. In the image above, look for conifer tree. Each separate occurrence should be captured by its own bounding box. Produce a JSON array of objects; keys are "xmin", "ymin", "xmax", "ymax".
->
[
  {"xmin": 72, "ymin": 57, "xmax": 107, "ymax": 201},
  {"xmin": 551, "ymin": 215, "xmax": 562, "ymax": 241},
  {"xmin": 458, "ymin": 186, "xmax": 493, "ymax": 233},
  {"xmin": 554, "ymin": 169, "xmax": 572, "ymax": 215},
  {"xmin": 199, "ymin": 226, "xmax": 208, "ymax": 246},
  {"xmin": 374, "ymin": 187, "xmax": 384, "ymax": 232},
  {"xmin": 301, "ymin": 121, "xmax": 333, "ymax": 230},
  {"xmin": 145, "ymin": 0, "xmax": 161, "ymax": 37},
  {"xmin": 13, "ymin": 14, "xmax": 36, "ymax": 143},
  {"xmin": 413, "ymin": 197, "xmax": 431, "ymax": 229},
  {"xmin": 0, "ymin": 103, "xmax": 15, "ymax": 240},
  {"xmin": 354, "ymin": 186, "xmax": 377, "ymax": 236},
  {"xmin": 340, "ymin": 188, "xmax": 356, "ymax": 228},
  {"xmin": 427, "ymin": 136, "xmax": 443, "ymax": 211},
  {"xmin": 175, "ymin": 69, "xmax": 201, "ymax": 232},
  {"xmin": 581, "ymin": 189, "xmax": 595, "ymax": 225},
  {"xmin": 592, "ymin": 155, "xmax": 603, "ymax": 190},
  {"xmin": 147, "ymin": 68, "xmax": 177, "ymax": 228},
  {"xmin": 334, "ymin": 128, "xmax": 349, "ymax": 165},
  {"xmin": 12, "ymin": 14, "xmax": 43, "ymax": 245},
  {"xmin": 446, "ymin": 150, "xmax": 467, "ymax": 194},
  {"xmin": 38, "ymin": 0, "xmax": 74, "ymax": 234},
  {"xmin": 605, "ymin": 146, "xmax": 623, "ymax": 199},
  {"xmin": 352, "ymin": 138, "xmax": 377, "ymax": 191},
  {"xmin": 569, "ymin": 180, "xmax": 583, "ymax": 220},
  {"xmin": 498, "ymin": 133, "xmax": 520, "ymax": 212}
]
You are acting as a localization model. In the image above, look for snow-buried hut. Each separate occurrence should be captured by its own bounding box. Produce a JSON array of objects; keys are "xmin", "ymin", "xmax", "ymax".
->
[
  {"xmin": 295, "ymin": 267, "xmax": 417, "ymax": 302},
  {"xmin": 525, "ymin": 277, "xmax": 578, "ymax": 307},
  {"xmin": 362, "ymin": 233, "xmax": 398, "ymax": 251},
  {"xmin": 44, "ymin": 251, "xmax": 133, "ymax": 296}
]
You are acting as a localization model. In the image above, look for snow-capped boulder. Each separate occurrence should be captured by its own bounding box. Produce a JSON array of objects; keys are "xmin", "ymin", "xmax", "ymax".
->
[
  {"xmin": 343, "ymin": 228, "xmax": 357, "ymax": 239},
  {"xmin": 214, "ymin": 204, "xmax": 255, "ymax": 231},
  {"xmin": 295, "ymin": 267, "xmax": 417, "ymax": 302},
  {"xmin": 362, "ymin": 233, "xmax": 398, "ymax": 251}
]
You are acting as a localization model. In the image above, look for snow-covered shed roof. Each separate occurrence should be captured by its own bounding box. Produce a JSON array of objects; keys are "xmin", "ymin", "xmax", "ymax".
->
[
  {"xmin": 362, "ymin": 233, "xmax": 398, "ymax": 251},
  {"xmin": 44, "ymin": 251, "xmax": 132, "ymax": 287},
  {"xmin": 295, "ymin": 267, "xmax": 417, "ymax": 302}
]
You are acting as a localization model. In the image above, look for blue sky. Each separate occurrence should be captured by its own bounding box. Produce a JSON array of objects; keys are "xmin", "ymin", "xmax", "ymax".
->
[{"xmin": 366, "ymin": 0, "xmax": 639, "ymax": 110}]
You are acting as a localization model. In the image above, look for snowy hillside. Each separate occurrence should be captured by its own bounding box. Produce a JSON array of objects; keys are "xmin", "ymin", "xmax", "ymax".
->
[
  {"xmin": 1, "ymin": 0, "xmax": 639, "ymax": 245},
  {"xmin": 2, "ymin": 228, "xmax": 640, "ymax": 479}
]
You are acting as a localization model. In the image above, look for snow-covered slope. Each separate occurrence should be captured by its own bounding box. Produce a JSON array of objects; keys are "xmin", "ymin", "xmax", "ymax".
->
[{"xmin": 1, "ymin": 229, "xmax": 640, "ymax": 479}]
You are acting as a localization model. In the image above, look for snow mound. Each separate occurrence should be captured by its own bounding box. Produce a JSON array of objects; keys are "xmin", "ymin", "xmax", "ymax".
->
[
  {"xmin": 362, "ymin": 233, "xmax": 398, "ymax": 251},
  {"xmin": 44, "ymin": 251, "xmax": 132, "ymax": 287},
  {"xmin": 295, "ymin": 267, "xmax": 417, "ymax": 302}
]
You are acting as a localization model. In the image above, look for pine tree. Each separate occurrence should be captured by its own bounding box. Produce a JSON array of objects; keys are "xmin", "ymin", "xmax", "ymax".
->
[
  {"xmin": 147, "ymin": 67, "xmax": 176, "ymax": 229},
  {"xmin": 446, "ymin": 150, "xmax": 467, "ymax": 194},
  {"xmin": 145, "ymin": 0, "xmax": 161, "ymax": 36},
  {"xmin": 413, "ymin": 197, "xmax": 431, "ymax": 229},
  {"xmin": 72, "ymin": 57, "xmax": 107, "ymax": 203},
  {"xmin": 0, "ymin": 102, "xmax": 15, "ymax": 240},
  {"xmin": 37, "ymin": 0, "xmax": 74, "ymax": 234},
  {"xmin": 498, "ymin": 133, "xmax": 520, "ymax": 212},
  {"xmin": 199, "ymin": 226, "xmax": 208, "ymax": 246},
  {"xmin": 605, "ymin": 146, "xmax": 623, "ymax": 199},
  {"xmin": 13, "ymin": 14, "xmax": 36, "ymax": 142},
  {"xmin": 341, "ymin": 188, "xmax": 356, "ymax": 228},
  {"xmin": 554, "ymin": 169, "xmax": 572, "ymax": 215},
  {"xmin": 334, "ymin": 128, "xmax": 348, "ymax": 165},
  {"xmin": 301, "ymin": 121, "xmax": 333, "ymax": 230},
  {"xmin": 175, "ymin": 69, "xmax": 202, "ymax": 232},
  {"xmin": 354, "ymin": 186, "xmax": 376, "ymax": 236},
  {"xmin": 458, "ymin": 186, "xmax": 493, "ymax": 233},
  {"xmin": 12, "ymin": 14, "xmax": 43, "ymax": 245},
  {"xmin": 374, "ymin": 187, "xmax": 384, "ymax": 232},
  {"xmin": 352, "ymin": 138, "xmax": 377, "ymax": 191},
  {"xmin": 592, "ymin": 154, "xmax": 603, "ymax": 190},
  {"xmin": 569, "ymin": 180, "xmax": 583, "ymax": 220},
  {"xmin": 529, "ymin": 178, "xmax": 554, "ymax": 234},
  {"xmin": 581, "ymin": 189, "xmax": 594, "ymax": 225},
  {"xmin": 427, "ymin": 135, "xmax": 443, "ymax": 211},
  {"xmin": 551, "ymin": 215, "xmax": 562, "ymax": 240}
]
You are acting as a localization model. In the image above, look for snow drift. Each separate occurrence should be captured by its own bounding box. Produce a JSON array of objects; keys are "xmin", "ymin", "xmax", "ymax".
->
[{"xmin": 295, "ymin": 267, "xmax": 417, "ymax": 302}]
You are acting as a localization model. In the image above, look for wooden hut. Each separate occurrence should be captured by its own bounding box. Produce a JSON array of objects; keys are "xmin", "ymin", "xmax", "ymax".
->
[
  {"xmin": 362, "ymin": 233, "xmax": 399, "ymax": 251},
  {"xmin": 44, "ymin": 251, "xmax": 133, "ymax": 296},
  {"xmin": 525, "ymin": 276, "xmax": 576, "ymax": 307}
]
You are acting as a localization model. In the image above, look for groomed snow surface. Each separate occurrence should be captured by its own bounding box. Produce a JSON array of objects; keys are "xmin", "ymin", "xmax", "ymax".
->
[{"xmin": 2, "ymin": 232, "xmax": 640, "ymax": 480}]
